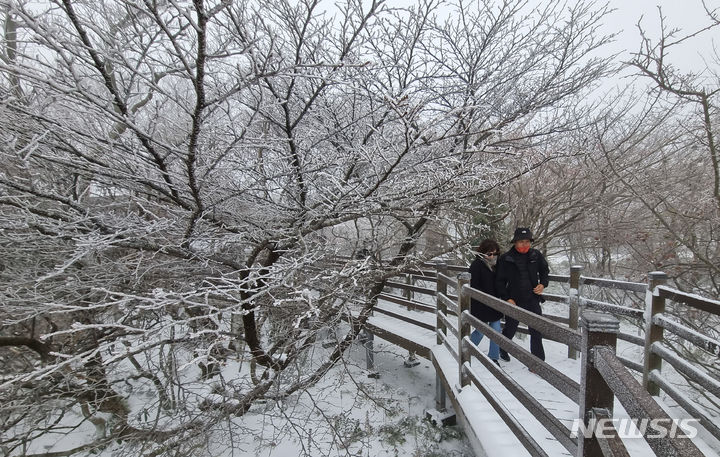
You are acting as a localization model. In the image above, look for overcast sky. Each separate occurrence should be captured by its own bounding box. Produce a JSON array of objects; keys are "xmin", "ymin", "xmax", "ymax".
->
[
  {"xmin": 604, "ymin": 0, "xmax": 719, "ymax": 73},
  {"xmin": 377, "ymin": 0, "xmax": 720, "ymax": 75}
]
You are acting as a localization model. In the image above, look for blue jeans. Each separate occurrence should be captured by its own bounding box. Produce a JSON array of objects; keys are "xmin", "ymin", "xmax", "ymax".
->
[{"xmin": 470, "ymin": 320, "xmax": 502, "ymax": 361}]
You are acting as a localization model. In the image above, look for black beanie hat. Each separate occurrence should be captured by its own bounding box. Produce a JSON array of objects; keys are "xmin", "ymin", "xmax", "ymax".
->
[{"xmin": 511, "ymin": 227, "xmax": 534, "ymax": 243}]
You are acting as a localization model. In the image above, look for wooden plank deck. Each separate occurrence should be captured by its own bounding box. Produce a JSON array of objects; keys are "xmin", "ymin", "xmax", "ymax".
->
[{"xmin": 367, "ymin": 299, "xmax": 720, "ymax": 457}]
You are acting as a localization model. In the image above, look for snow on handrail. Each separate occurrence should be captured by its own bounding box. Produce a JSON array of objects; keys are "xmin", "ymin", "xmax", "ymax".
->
[
  {"xmin": 436, "ymin": 292, "xmax": 457, "ymax": 315},
  {"xmin": 581, "ymin": 297, "xmax": 644, "ymax": 319},
  {"xmin": 436, "ymin": 328, "xmax": 457, "ymax": 361},
  {"xmin": 465, "ymin": 286, "xmax": 582, "ymax": 350},
  {"xmin": 649, "ymin": 370, "xmax": 720, "ymax": 442},
  {"xmin": 377, "ymin": 293, "xmax": 435, "ymax": 313},
  {"xmin": 548, "ymin": 273, "xmax": 570, "ymax": 283},
  {"xmin": 650, "ymin": 342, "xmax": 720, "ymax": 399},
  {"xmin": 656, "ymin": 285, "xmax": 720, "ymax": 316},
  {"xmin": 384, "ymin": 280, "xmax": 436, "ymax": 296},
  {"xmin": 593, "ymin": 346, "xmax": 706, "ymax": 457},
  {"xmin": 581, "ymin": 275, "xmax": 647, "ymax": 292},
  {"xmin": 464, "ymin": 342, "xmax": 578, "ymax": 455},
  {"xmin": 462, "ymin": 358, "xmax": 552, "ymax": 457},
  {"xmin": 437, "ymin": 310, "xmax": 459, "ymax": 341},
  {"xmin": 652, "ymin": 313, "xmax": 720, "ymax": 356},
  {"xmin": 436, "ymin": 271, "xmax": 458, "ymax": 290}
]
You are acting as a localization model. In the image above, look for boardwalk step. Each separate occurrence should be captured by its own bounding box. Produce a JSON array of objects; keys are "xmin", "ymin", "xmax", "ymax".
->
[{"xmin": 425, "ymin": 408, "xmax": 457, "ymax": 427}]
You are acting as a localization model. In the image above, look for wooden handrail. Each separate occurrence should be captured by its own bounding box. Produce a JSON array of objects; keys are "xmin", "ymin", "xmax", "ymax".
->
[
  {"xmin": 465, "ymin": 342, "xmax": 578, "ymax": 455},
  {"xmin": 436, "ymin": 271, "xmax": 458, "ymax": 290},
  {"xmin": 589, "ymin": 408, "xmax": 632, "ymax": 457},
  {"xmin": 549, "ymin": 273, "xmax": 570, "ymax": 283},
  {"xmin": 617, "ymin": 355, "xmax": 643, "ymax": 373},
  {"xmin": 436, "ymin": 329, "xmax": 458, "ymax": 361},
  {"xmin": 385, "ymin": 280, "xmax": 436, "ymax": 296},
  {"xmin": 593, "ymin": 346, "xmax": 706, "ymax": 457},
  {"xmin": 582, "ymin": 298, "xmax": 644, "ymax": 319},
  {"xmin": 652, "ymin": 313, "xmax": 720, "ymax": 355},
  {"xmin": 581, "ymin": 276, "xmax": 647, "ymax": 292},
  {"xmin": 464, "ymin": 312, "xmax": 580, "ymax": 402},
  {"xmin": 376, "ymin": 293, "xmax": 435, "ymax": 313},
  {"xmin": 649, "ymin": 370, "xmax": 720, "ymax": 441},
  {"xmin": 373, "ymin": 306, "xmax": 435, "ymax": 331},
  {"xmin": 375, "ymin": 264, "xmax": 719, "ymax": 456},
  {"xmin": 542, "ymin": 292, "xmax": 570, "ymax": 303},
  {"xmin": 405, "ymin": 268, "xmax": 437, "ymax": 278},
  {"xmin": 436, "ymin": 292, "xmax": 457, "ymax": 316},
  {"xmin": 463, "ymin": 360, "xmax": 551, "ymax": 457},
  {"xmin": 465, "ymin": 286, "xmax": 583, "ymax": 350},
  {"xmin": 437, "ymin": 310, "xmax": 459, "ymax": 341},
  {"xmin": 656, "ymin": 285, "xmax": 720, "ymax": 316},
  {"xmin": 649, "ymin": 342, "xmax": 720, "ymax": 399},
  {"xmin": 617, "ymin": 331, "xmax": 644, "ymax": 347}
]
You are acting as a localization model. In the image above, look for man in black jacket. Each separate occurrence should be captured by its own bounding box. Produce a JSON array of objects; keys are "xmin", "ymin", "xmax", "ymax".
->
[{"xmin": 495, "ymin": 228, "xmax": 549, "ymax": 362}]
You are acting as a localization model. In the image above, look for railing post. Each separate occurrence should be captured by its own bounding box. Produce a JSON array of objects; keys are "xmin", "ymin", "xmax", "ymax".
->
[
  {"xmin": 435, "ymin": 373, "xmax": 446, "ymax": 411},
  {"xmin": 361, "ymin": 329, "xmax": 380, "ymax": 379},
  {"xmin": 579, "ymin": 312, "xmax": 620, "ymax": 457},
  {"xmin": 435, "ymin": 262, "xmax": 448, "ymax": 411},
  {"xmin": 436, "ymin": 262, "xmax": 448, "ymax": 345},
  {"xmin": 643, "ymin": 271, "xmax": 667, "ymax": 396},
  {"xmin": 404, "ymin": 273, "xmax": 414, "ymax": 307},
  {"xmin": 568, "ymin": 265, "xmax": 583, "ymax": 360},
  {"xmin": 457, "ymin": 272, "xmax": 471, "ymax": 388},
  {"xmin": 404, "ymin": 272, "xmax": 417, "ymax": 365}
]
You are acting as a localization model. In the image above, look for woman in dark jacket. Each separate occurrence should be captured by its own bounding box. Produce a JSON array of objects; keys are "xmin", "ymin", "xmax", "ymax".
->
[{"xmin": 468, "ymin": 239, "xmax": 503, "ymax": 364}]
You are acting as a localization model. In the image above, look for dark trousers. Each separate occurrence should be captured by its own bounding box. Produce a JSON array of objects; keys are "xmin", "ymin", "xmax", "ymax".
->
[{"xmin": 502, "ymin": 298, "xmax": 545, "ymax": 361}]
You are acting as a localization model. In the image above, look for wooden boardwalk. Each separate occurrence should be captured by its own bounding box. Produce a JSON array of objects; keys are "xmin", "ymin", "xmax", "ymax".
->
[
  {"xmin": 369, "ymin": 299, "xmax": 568, "ymax": 456},
  {"xmin": 367, "ymin": 298, "xmax": 720, "ymax": 457}
]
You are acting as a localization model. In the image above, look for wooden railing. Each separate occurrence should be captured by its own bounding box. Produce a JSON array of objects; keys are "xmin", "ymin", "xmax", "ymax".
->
[{"xmin": 372, "ymin": 261, "xmax": 720, "ymax": 457}]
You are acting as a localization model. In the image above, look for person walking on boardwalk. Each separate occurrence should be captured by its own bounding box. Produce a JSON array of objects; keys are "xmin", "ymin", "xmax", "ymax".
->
[
  {"xmin": 495, "ymin": 227, "xmax": 549, "ymax": 362},
  {"xmin": 468, "ymin": 239, "xmax": 503, "ymax": 366}
]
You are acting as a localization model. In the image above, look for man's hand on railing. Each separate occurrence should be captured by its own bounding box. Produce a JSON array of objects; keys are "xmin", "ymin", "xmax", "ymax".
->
[{"xmin": 508, "ymin": 298, "xmax": 516, "ymax": 305}]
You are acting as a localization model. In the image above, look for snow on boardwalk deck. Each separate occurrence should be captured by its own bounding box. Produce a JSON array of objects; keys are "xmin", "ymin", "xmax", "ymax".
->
[
  {"xmin": 368, "ymin": 302, "xmax": 534, "ymax": 457},
  {"xmin": 369, "ymin": 299, "xmax": 720, "ymax": 457}
]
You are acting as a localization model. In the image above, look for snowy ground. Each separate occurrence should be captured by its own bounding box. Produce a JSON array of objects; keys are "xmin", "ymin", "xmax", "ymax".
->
[{"xmin": 230, "ymin": 334, "xmax": 473, "ymax": 457}]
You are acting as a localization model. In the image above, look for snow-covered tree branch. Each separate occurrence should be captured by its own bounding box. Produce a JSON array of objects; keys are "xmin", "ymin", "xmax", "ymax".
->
[{"xmin": 0, "ymin": 0, "xmax": 612, "ymax": 454}]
